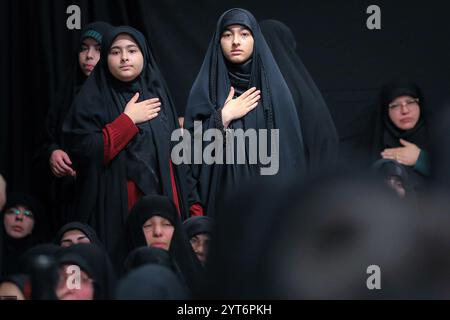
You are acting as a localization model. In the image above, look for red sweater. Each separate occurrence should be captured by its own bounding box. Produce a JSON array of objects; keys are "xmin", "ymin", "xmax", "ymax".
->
[{"xmin": 102, "ymin": 113, "xmax": 203, "ymax": 216}]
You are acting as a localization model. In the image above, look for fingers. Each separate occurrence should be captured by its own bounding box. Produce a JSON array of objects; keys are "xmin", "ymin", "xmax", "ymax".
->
[
  {"xmin": 226, "ymin": 87, "xmax": 235, "ymax": 102},
  {"xmin": 239, "ymin": 87, "xmax": 258, "ymax": 100},
  {"xmin": 246, "ymin": 94, "xmax": 260, "ymax": 107},
  {"xmin": 130, "ymin": 92, "xmax": 140, "ymax": 103},
  {"xmin": 143, "ymin": 97, "xmax": 160, "ymax": 105},
  {"xmin": 61, "ymin": 152, "xmax": 72, "ymax": 166},
  {"xmin": 399, "ymin": 138, "xmax": 412, "ymax": 146},
  {"xmin": 247, "ymin": 102, "xmax": 259, "ymax": 112}
]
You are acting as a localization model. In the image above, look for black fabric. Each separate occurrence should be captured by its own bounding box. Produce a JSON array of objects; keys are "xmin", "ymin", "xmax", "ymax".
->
[
  {"xmin": 126, "ymin": 195, "xmax": 205, "ymax": 297},
  {"xmin": 184, "ymin": 8, "xmax": 307, "ymax": 216},
  {"xmin": 115, "ymin": 264, "xmax": 189, "ymax": 300},
  {"xmin": 259, "ymin": 19, "xmax": 339, "ymax": 173},
  {"xmin": 0, "ymin": 193, "xmax": 41, "ymax": 277},
  {"xmin": 62, "ymin": 26, "xmax": 192, "ymax": 268},
  {"xmin": 54, "ymin": 222, "xmax": 102, "ymax": 247},
  {"xmin": 183, "ymin": 216, "xmax": 213, "ymax": 239},
  {"xmin": 123, "ymin": 246, "xmax": 176, "ymax": 274},
  {"xmin": 371, "ymin": 159, "xmax": 417, "ymax": 203},
  {"xmin": 32, "ymin": 22, "xmax": 113, "ymax": 235},
  {"xmin": 19, "ymin": 243, "xmax": 60, "ymax": 274},
  {"xmin": 57, "ymin": 243, "xmax": 116, "ymax": 300}
]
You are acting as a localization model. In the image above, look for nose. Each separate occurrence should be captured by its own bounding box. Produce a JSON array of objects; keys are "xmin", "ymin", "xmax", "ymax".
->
[
  {"xmin": 232, "ymin": 34, "xmax": 240, "ymax": 46},
  {"xmin": 153, "ymin": 225, "xmax": 163, "ymax": 237},
  {"xmin": 400, "ymin": 103, "xmax": 410, "ymax": 113},
  {"xmin": 15, "ymin": 212, "xmax": 24, "ymax": 221},
  {"xmin": 86, "ymin": 47, "xmax": 94, "ymax": 60},
  {"xmin": 121, "ymin": 51, "xmax": 129, "ymax": 62}
]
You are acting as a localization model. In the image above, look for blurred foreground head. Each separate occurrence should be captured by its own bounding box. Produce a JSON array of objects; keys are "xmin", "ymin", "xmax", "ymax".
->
[{"xmin": 208, "ymin": 171, "xmax": 450, "ymax": 299}]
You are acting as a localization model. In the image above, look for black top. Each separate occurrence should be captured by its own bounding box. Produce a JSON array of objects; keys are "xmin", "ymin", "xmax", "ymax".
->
[
  {"xmin": 260, "ymin": 19, "xmax": 339, "ymax": 173},
  {"xmin": 184, "ymin": 8, "xmax": 307, "ymax": 216}
]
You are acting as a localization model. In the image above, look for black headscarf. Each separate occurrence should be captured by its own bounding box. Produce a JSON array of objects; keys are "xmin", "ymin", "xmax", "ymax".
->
[
  {"xmin": 371, "ymin": 159, "xmax": 417, "ymax": 203},
  {"xmin": 33, "ymin": 21, "xmax": 113, "ymax": 235},
  {"xmin": 183, "ymin": 216, "xmax": 213, "ymax": 239},
  {"xmin": 126, "ymin": 195, "xmax": 205, "ymax": 297},
  {"xmin": 260, "ymin": 19, "xmax": 339, "ymax": 173},
  {"xmin": 372, "ymin": 81, "xmax": 429, "ymax": 159},
  {"xmin": 0, "ymin": 193, "xmax": 41, "ymax": 277},
  {"xmin": 56, "ymin": 243, "xmax": 116, "ymax": 300},
  {"xmin": 115, "ymin": 264, "xmax": 189, "ymax": 300},
  {"xmin": 184, "ymin": 8, "xmax": 307, "ymax": 216},
  {"xmin": 123, "ymin": 246, "xmax": 176, "ymax": 274},
  {"xmin": 62, "ymin": 26, "xmax": 191, "ymax": 267},
  {"xmin": 54, "ymin": 222, "xmax": 102, "ymax": 247}
]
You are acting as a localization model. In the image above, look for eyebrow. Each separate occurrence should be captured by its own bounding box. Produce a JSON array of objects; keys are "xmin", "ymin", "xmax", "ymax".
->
[
  {"xmin": 224, "ymin": 26, "xmax": 249, "ymax": 32},
  {"xmin": 109, "ymin": 44, "xmax": 139, "ymax": 50}
]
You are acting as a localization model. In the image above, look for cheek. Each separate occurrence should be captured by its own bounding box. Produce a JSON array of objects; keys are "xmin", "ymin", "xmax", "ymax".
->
[
  {"xmin": 143, "ymin": 229, "xmax": 153, "ymax": 246},
  {"xmin": 76, "ymin": 282, "xmax": 94, "ymax": 300},
  {"xmin": 23, "ymin": 219, "xmax": 35, "ymax": 233}
]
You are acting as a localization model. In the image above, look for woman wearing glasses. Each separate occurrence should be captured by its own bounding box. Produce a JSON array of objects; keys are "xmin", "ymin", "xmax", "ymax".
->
[
  {"xmin": 1, "ymin": 193, "xmax": 40, "ymax": 276},
  {"xmin": 372, "ymin": 81, "xmax": 430, "ymax": 193}
]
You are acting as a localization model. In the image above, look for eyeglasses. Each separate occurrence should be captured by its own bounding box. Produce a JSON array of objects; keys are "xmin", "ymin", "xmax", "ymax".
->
[
  {"xmin": 5, "ymin": 207, "xmax": 34, "ymax": 219},
  {"xmin": 388, "ymin": 98, "xmax": 419, "ymax": 110}
]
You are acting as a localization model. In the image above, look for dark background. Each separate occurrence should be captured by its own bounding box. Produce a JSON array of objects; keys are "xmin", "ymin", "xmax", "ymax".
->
[{"xmin": 1, "ymin": 0, "xmax": 449, "ymax": 193}]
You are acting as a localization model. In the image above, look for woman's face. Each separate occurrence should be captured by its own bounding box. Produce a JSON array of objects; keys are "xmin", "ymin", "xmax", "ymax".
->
[
  {"xmin": 189, "ymin": 233, "xmax": 211, "ymax": 266},
  {"xmin": 3, "ymin": 205, "xmax": 35, "ymax": 239},
  {"xmin": 388, "ymin": 95, "xmax": 421, "ymax": 130},
  {"xmin": 142, "ymin": 215, "xmax": 175, "ymax": 251},
  {"xmin": 78, "ymin": 37, "xmax": 101, "ymax": 76},
  {"xmin": 60, "ymin": 229, "xmax": 91, "ymax": 247},
  {"xmin": 56, "ymin": 264, "xmax": 94, "ymax": 300},
  {"xmin": 107, "ymin": 33, "xmax": 144, "ymax": 82},
  {"xmin": 220, "ymin": 24, "xmax": 254, "ymax": 64}
]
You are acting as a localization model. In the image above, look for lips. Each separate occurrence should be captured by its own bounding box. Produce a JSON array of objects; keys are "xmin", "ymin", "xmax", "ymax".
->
[
  {"xmin": 84, "ymin": 64, "xmax": 94, "ymax": 71},
  {"xmin": 400, "ymin": 117, "xmax": 414, "ymax": 123},
  {"xmin": 120, "ymin": 65, "xmax": 132, "ymax": 70},
  {"xmin": 12, "ymin": 226, "xmax": 23, "ymax": 233},
  {"xmin": 151, "ymin": 242, "xmax": 167, "ymax": 249},
  {"xmin": 231, "ymin": 50, "xmax": 243, "ymax": 55}
]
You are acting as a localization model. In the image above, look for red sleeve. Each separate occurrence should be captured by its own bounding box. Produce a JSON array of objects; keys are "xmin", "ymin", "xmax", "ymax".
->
[
  {"xmin": 102, "ymin": 113, "xmax": 139, "ymax": 164},
  {"xmin": 189, "ymin": 203, "xmax": 204, "ymax": 217}
]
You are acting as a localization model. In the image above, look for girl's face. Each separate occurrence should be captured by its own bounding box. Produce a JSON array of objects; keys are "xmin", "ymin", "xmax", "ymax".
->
[
  {"xmin": 56, "ymin": 264, "xmax": 94, "ymax": 300},
  {"xmin": 142, "ymin": 215, "xmax": 175, "ymax": 251},
  {"xmin": 107, "ymin": 34, "xmax": 144, "ymax": 82},
  {"xmin": 220, "ymin": 24, "xmax": 254, "ymax": 64},
  {"xmin": 388, "ymin": 95, "xmax": 421, "ymax": 130},
  {"xmin": 3, "ymin": 205, "xmax": 34, "ymax": 239},
  {"xmin": 78, "ymin": 38, "xmax": 101, "ymax": 76}
]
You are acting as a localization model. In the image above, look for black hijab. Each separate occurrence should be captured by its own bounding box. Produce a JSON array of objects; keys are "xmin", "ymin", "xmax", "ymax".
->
[
  {"xmin": 115, "ymin": 264, "xmax": 189, "ymax": 300},
  {"xmin": 62, "ymin": 26, "xmax": 191, "ymax": 266},
  {"xmin": 43, "ymin": 21, "xmax": 113, "ymax": 159},
  {"xmin": 260, "ymin": 19, "xmax": 339, "ymax": 172},
  {"xmin": 183, "ymin": 216, "xmax": 213, "ymax": 239},
  {"xmin": 126, "ymin": 195, "xmax": 205, "ymax": 297},
  {"xmin": 184, "ymin": 8, "xmax": 307, "ymax": 216},
  {"xmin": 123, "ymin": 246, "xmax": 176, "ymax": 274},
  {"xmin": 54, "ymin": 222, "xmax": 102, "ymax": 247},
  {"xmin": 57, "ymin": 243, "xmax": 117, "ymax": 300},
  {"xmin": 372, "ymin": 81, "xmax": 429, "ymax": 159},
  {"xmin": 0, "ymin": 193, "xmax": 41, "ymax": 277}
]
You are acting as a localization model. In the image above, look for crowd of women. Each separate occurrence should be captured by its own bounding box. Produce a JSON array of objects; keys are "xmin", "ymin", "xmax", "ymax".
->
[{"xmin": 1, "ymin": 8, "xmax": 449, "ymax": 300}]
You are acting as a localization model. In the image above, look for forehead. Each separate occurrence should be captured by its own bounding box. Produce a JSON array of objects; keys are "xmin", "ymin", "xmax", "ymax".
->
[
  {"xmin": 110, "ymin": 33, "xmax": 140, "ymax": 48},
  {"xmin": 192, "ymin": 233, "xmax": 210, "ymax": 240},
  {"xmin": 82, "ymin": 38, "xmax": 100, "ymax": 46},
  {"xmin": 390, "ymin": 95, "xmax": 415, "ymax": 103},
  {"xmin": 63, "ymin": 229, "xmax": 86, "ymax": 238},
  {"xmin": 222, "ymin": 24, "xmax": 251, "ymax": 33},
  {"xmin": 144, "ymin": 215, "xmax": 171, "ymax": 224}
]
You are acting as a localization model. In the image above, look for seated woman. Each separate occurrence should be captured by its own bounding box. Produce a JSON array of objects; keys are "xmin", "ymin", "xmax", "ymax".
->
[
  {"xmin": 54, "ymin": 222, "xmax": 102, "ymax": 247},
  {"xmin": 183, "ymin": 216, "xmax": 213, "ymax": 267},
  {"xmin": 372, "ymin": 81, "xmax": 430, "ymax": 193},
  {"xmin": 55, "ymin": 243, "xmax": 116, "ymax": 300},
  {"xmin": 1, "ymin": 193, "xmax": 41, "ymax": 277},
  {"xmin": 126, "ymin": 195, "xmax": 205, "ymax": 297}
]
